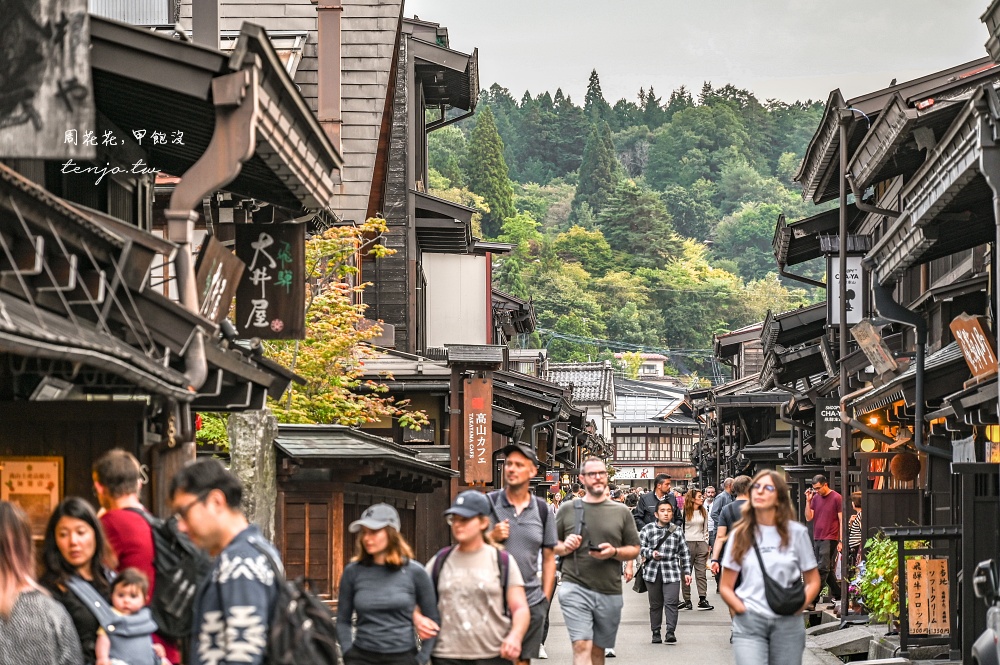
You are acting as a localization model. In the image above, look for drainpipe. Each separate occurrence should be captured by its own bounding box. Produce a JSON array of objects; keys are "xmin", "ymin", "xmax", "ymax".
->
[
  {"xmin": 838, "ymin": 386, "xmax": 895, "ymax": 446},
  {"xmin": 779, "ymin": 265, "xmax": 826, "ymax": 289},
  {"xmin": 532, "ymin": 413, "xmax": 561, "ymax": 461},
  {"xmin": 317, "ymin": 0, "xmax": 343, "ymax": 154},
  {"xmin": 977, "ymin": 87, "xmax": 1000, "ymax": 440},
  {"xmin": 871, "ymin": 280, "xmax": 950, "ymax": 460},
  {"xmin": 845, "ymin": 172, "xmax": 902, "ymax": 219}
]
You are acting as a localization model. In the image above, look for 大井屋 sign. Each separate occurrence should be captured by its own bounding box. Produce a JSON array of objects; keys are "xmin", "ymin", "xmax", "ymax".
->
[{"xmin": 235, "ymin": 223, "xmax": 305, "ymax": 339}]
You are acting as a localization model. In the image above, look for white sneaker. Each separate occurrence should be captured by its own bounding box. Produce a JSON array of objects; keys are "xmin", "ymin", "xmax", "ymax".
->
[
  {"xmin": 538, "ymin": 644, "xmax": 548, "ymax": 659},
  {"xmin": 605, "ymin": 648, "xmax": 616, "ymax": 658}
]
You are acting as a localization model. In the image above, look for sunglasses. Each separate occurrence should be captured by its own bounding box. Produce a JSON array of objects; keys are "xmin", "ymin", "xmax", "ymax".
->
[{"xmin": 752, "ymin": 482, "xmax": 776, "ymax": 493}]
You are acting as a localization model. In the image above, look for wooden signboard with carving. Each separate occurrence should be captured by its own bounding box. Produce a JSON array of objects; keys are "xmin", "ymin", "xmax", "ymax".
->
[
  {"xmin": 462, "ymin": 377, "xmax": 493, "ymax": 484},
  {"xmin": 850, "ymin": 319, "xmax": 898, "ymax": 376},
  {"xmin": 907, "ymin": 558, "xmax": 950, "ymax": 636},
  {"xmin": 950, "ymin": 313, "xmax": 998, "ymax": 384},
  {"xmin": 195, "ymin": 236, "xmax": 244, "ymax": 324},
  {"xmin": 235, "ymin": 223, "xmax": 305, "ymax": 339}
]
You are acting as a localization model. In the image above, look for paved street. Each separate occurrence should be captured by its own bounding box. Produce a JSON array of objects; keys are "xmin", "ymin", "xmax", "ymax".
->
[{"xmin": 545, "ymin": 578, "xmax": 735, "ymax": 663}]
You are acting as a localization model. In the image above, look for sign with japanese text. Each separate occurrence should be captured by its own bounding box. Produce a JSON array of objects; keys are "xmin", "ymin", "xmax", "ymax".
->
[
  {"xmin": 907, "ymin": 558, "xmax": 950, "ymax": 636},
  {"xmin": 614, "ymin": 467, "xmax": 654, "ymax": 480},
  {"xmin": 462, "ymin": 377, "xmax": 493, "ymax": 484},
  {"xmin": 195, "ymin": 236, "xmax": 245, "ymax": 324},
  {"xmin": 850, "ymin": 320, "xmax": 899, "ymax": 376},
  {"xmin": 235, "ymin": 224, "xmax": 305, "ymax": 339},
  {"xmin": 0, "ymin": 0, "xmax": 95, "ymax": 160},
  {"xmin": 950, "ymin": 313, "xmax": 998, "ymax": 381},
  {"xmin": 815, "ymin": 398, "xmax": 843, "ymax": 459},
  {"xmin": 0, "ymin": 457, "xmax": 62, "ymax": 537},
  {"xmin": 827, "ymin": 255, "xmax": 866, "ymax": 326}
]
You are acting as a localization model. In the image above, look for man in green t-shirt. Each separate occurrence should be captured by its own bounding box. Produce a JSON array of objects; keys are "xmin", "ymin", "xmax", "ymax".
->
[{"xmin": 555, "ymin": 457, "xmax": 641, "ymax": 665}]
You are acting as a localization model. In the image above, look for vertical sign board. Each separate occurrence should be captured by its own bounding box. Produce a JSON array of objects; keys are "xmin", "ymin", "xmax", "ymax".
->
[
  {"xmin": 235, "ymin": 224, "xmax": 305, "ymax": 339},
  {"xmin": 462, "ymin": 377, "xmax": 493, "ymax": 484},
  {"xmin": 950, "ymin": 313, "xmax": 998, "ymax": 381},
  {"xmin": 0, "ymin": 0, "xmax": 95, "ymax": 160},
  {"xmin": 828, "ymin": 255, "xmax": 866, "ymax": 326},
  {"xmin": 815, "ymin": 398, "xmax": 843, "ymax": 459},
  {"xmin": 907, "ymin": 558, "xmax": 950, "ymax": 635},
  {"xmin": 195, "ymin": 236, "xmax": 245, "ymax": 324},
  {"xmin": 850, "ymin": 320, "xmax": 899, "ymax": 376}
]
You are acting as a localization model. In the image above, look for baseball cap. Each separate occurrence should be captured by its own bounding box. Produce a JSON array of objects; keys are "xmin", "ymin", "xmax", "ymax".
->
[
  {"xmin": 443, "ymin": 490, "xmax": 492, "ymax": 519},
  {"xmin": 348, "ymin": 503, "xmax": 401, "ymax": 533},
  {"xmin": 502, "ymin": 442, "xmax": 539, "ymax": 465}
]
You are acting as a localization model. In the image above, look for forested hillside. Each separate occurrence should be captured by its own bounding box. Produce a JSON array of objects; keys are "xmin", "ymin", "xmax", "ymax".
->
[{"xmin": 428, "ymin": 71, "xmax": 829, "ymax": 375}]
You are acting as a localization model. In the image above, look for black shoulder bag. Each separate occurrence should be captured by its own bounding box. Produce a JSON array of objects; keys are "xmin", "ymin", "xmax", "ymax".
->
[{"xmin": 751, "ymin": 539, "xmax": 805, "ymax": 616}]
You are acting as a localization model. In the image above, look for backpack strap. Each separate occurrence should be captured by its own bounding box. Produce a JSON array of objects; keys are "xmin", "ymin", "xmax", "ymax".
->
[
  {"xmin": 430, "ymin": 546, "xmax": 454, "ymax": 597},
  {"xmin": 572, "ymin": 498, "xmax": 585, "ymax": 535},
  {"xmin": 497, "ymin": 549, "xmax": 510, "ymax": 617},
  {"xmin": 247, "ymin": 536, "xmax": 286, "ymax": 583},
  {"xmin": 535, "ymin": 496, "xmax": 550, "ymax": 536}
]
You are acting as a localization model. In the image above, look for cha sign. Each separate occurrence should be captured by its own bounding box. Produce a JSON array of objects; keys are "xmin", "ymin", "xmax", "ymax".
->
[
  {"xmin": 462, "ymin": 377, "xmax": 493, "ymax": 484},
  {"xmin": 827, "ymin": 255, "xmax": 866, "ymax": 326},
  {"xmin": 235, "ymin": 224, "xmax": 305, "ymax": 339},
  {"xmin": 815, "ymin": 398, "xmax": 843, "ymax": 459}
]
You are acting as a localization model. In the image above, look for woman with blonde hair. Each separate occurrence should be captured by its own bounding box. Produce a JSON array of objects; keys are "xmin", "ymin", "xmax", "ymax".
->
[
  {"xmin": 681, "ymin": 487, "xmax": 713, "ymax": 611},
  {"xmin": 720, "ymin": 470, "xmax": 821, "ymax": 665},
  {"xmin": 0, "ymin": 500, "xmax": 84, "ymax": 665},
  {"xmin": 336, "ymin": 503, "xmax": 439, "ymax": 665}
]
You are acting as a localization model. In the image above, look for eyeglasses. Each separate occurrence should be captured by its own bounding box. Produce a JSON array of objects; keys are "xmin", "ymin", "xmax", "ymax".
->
[
  {"xmin": 752, "ymin": 482, "xmax": 776, "ymax": 493},
  {"xmin": 582, "ymin": 471, "xmax": 608, "ymax": 479},
  {"xmin": 174, "ymin": 491, "xmax": 209, "ymax": 521},
  {"xmin": 811, "ymin": 485, "xmax": 822, "ymax": 491},
  {"xmin": 446, "ymin": 514, "xmax": 480, "ymax": 526}
]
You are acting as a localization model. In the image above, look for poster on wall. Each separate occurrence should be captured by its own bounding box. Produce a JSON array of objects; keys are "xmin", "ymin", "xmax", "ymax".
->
[{"xmin": 0, "ymin": 457, "xmax": 62, "ymax": 536}]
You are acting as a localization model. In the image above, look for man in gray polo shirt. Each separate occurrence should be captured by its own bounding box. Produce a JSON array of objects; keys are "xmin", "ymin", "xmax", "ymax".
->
[{"xmin": 489, "ymin": 442, "xmax": 557, "ymax": 664}]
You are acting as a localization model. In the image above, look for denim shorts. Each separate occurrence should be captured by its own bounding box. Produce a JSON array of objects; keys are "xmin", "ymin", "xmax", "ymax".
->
[{"xmin": 557, "ymin": 581, "xmax": 624, "ymax": 649}]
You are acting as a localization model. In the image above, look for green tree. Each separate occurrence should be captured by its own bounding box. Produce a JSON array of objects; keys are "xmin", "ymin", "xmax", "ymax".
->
[
  {"xmin": 552, "ymin": 225, "xmax": 614, "ymax": 275},
  {"xmin": 467, "ymin": 106, "xmax": 516, "ymax": 236},
  {"xmin": 584, "ymin": 69, "xmax": 613, "ymax": 124},
  {"xmin": 642, "ymin": 86, "xmax": 666, "ymax": 129},
  {"xmin": 712, "ymin": 202, "xmax": 785, "ymax": 281},
  {"xmin": 572, "ymin": 120, "xmax": 620, "ymax": 219},
  {"xmin": 428, "ymin": 126, "xmax": 468, "ymax": 187},
  {"xmin": 596, "ymin": 179, "xmax": 682, "ymax": 268},
  {"xmin": 661, "ymin": 180, "xmax": 718, "ymax": 241}
]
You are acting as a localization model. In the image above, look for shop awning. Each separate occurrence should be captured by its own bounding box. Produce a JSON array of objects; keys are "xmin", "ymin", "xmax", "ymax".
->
[
  {"xmin": 740, "ymin": 436, "xmax": 792, "ymax": 462},
  {"xmin": 848, "ymin": 342, "xmax": 969, "ymax": 415},
  {"xmin": 413, "ymin": 191, "xmax": 474, "ymax": 253},
  {"xmin": 761, "ymin": 302, "xmax": 827, "ymax": 354},
  {"xmin": 275, "ymin": 424, "xmax": 457, "ymax": 492},
  {"xmin": 411, "ymin": 38, "xmax": 479, "ymax": 111},
  {"xmin": 773, "ymin": 206, "xmax": 863, "ymax": 268}
]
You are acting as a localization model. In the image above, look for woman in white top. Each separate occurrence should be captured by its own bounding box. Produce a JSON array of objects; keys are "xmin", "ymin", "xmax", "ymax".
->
[
  {"xmin": 681, "ymin": 488, "xmax": 713, "ymax": 610},
  {"xmin": 720, "ymin": 470, "xmax": 821, "ymax": 665}
]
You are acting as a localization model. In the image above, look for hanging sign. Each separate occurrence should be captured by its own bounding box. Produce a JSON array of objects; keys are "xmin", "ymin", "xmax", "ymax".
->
[
  {"xmin": 462, "ymin": 377, "xmax": 493, "ymax": 484},
  {"xmin": 827, "ymin": 255, "xmax": 866, "ymax": 326},
  {"xmin": 815, "ymin": 398, "xmax": 843, "ymax": 459},
  {"xmin": 850, "ymin": 320, "xmax": 899, "ymax": 376},
  {"xmin": 235, "ymin": 223, "xmax": 305, "ymax": 339},
  {"xmin": 907, "ymin": 558, "xmax": 950, "ymax": 636},
  {"xmin": 950, "ymin": 313, "xmax": 998, "ymax": 382},
  {"xmin": 0, "ymin": 0, "xmax": 95, "ymax": 160},
  {"xmin": 195, "ymin": 236, "xmax": 245, "ymax": 324}
]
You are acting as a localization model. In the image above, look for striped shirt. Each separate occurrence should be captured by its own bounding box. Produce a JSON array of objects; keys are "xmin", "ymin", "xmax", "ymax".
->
[
  {"xmin": 848, "ymin": 511, "xmax": 863, "ymax": 548},
  {"xmin": 639, "ymin": 522, "xmax": 691, "ymax": 584}
]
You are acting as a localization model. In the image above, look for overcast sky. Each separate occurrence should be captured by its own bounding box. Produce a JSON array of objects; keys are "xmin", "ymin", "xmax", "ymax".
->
[{"xmin": 405, "ymin": 0, "xmax": 991, "ymax": 105}]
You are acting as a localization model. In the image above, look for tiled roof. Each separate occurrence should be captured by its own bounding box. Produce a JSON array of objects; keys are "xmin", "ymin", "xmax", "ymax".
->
[{"xmin": 544, "ymin": 362, "xmax": 614, "ymax": 404}]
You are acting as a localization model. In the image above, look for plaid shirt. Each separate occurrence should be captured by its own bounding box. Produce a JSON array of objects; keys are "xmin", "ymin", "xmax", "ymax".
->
[{"xmin": 639, "ymin": 522, "xmax": 692, "ymax": 584}]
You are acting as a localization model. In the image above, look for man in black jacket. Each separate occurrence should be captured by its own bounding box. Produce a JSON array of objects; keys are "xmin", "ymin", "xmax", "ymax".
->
[{"xmin": 634, "ymin": 474, "xmax": 682, "ymax": 528}]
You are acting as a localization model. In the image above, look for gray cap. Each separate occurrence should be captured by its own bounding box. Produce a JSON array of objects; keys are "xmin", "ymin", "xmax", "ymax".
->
[
  {"xmin": 502, "ymin": 442, "xmax": 539, "ymax": 466},
  {"xmin": 443, "ymin": 490, "xmax": 492, "ymax": 519},
  {"xmin": 348, "ymin": 503, "xmax": 401, "ymax": 533}
]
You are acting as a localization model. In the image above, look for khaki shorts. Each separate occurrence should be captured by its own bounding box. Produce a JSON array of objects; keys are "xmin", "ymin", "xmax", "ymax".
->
[{"xmin": 557, "ymin": 581, "xmax": 624, "ymax": 649}]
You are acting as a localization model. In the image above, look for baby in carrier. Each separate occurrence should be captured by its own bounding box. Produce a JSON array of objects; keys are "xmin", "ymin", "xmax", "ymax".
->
[{"xmin": 92, "ymin": 568, "xmax": 166, "ymax": 665}]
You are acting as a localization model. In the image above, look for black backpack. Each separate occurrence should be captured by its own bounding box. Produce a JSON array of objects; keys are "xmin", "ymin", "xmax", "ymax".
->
[
  {"xmin": 430, "ymin": 545, "xmax": 511, "ymax": 616},
  {"xmin": 126, "ymin": 508, "xmax": 213, "ymax": 639},
  {"xmin": 248, "ymin": 537, "xmax": 339, "ymax": 665}
]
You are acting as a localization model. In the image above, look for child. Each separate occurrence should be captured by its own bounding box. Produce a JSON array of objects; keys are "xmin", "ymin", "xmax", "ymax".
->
[
  {"xmin": 639, "ymin": 502, "xmax": 692, "ymax": 644},
  {"xmin": 95, "ymin": 568, "xmax": 166, "ymax": 665}
]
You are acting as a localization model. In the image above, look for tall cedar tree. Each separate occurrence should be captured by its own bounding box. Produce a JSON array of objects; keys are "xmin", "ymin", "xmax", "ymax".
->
[
  {"xmin": 467, "ymin": 106, "xmax": 515, "ymax": 237},
  {"xmin": 572, "ymin": 120, "xmax": 619, "ymax": 221},
  {"xmin": 597, "ymin": 179, "xmax": 682, "ymax": 269},
  {"xmin": 584, "ymin": 70, "xmax": 613, "ymax": 124}
]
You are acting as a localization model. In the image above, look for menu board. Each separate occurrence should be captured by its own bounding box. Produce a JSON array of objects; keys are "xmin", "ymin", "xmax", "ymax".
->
[
  {"xmin": 907, "ymin": 558, "xmax": 950, "ymax": 635},
  {"xmin": 0, "ymin": 457, "xmax": 62, "ymax": 536}
]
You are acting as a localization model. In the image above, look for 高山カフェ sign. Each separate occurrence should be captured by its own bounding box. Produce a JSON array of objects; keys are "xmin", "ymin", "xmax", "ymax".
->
[
  {"xmin": 235, "ymin": 223, "xmax": 305, "ymax": 339},
  {"xmin": 462, "ymin": 377, "xmax": 493, "ymax": 484}
]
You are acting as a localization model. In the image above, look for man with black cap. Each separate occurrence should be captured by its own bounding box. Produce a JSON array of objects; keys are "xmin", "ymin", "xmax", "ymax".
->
[
  {"xmin": 489, "ymin": 442, "xmax": 557, "ymax": 664},
  {"xmin": 635, "ymin": 473, "xmax": 682, "ymax": 528}
]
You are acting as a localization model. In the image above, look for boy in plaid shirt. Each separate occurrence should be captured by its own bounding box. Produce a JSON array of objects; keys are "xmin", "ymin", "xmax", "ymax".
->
[{"xmin": 639, "ymin": 503, "xmax": 691, "ymax": 644}]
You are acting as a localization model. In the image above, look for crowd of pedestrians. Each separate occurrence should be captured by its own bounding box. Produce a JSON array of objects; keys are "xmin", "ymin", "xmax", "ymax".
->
[{"xmin": 0, "ymin": 445, "xmax": 849, "ymax": 665}]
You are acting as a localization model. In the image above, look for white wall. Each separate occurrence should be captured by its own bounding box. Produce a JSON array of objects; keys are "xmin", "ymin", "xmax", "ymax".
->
[{"xmin": 423, "ymin": 253, "xmax": 488, "ymax": 348}]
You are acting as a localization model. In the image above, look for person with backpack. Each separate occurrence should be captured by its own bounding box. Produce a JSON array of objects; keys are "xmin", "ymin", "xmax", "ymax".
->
[
  {"xmin": 639, "ymin": 502, "xmax": 691, "ymax": 644},
  {"xmin": 170, "ymin": 459, "xmax": 281, "ymax": 665},
  {"xmin": 427, "ymin": 490, "xmax": 530, "ymax": 665},
  {"xmin": 554, "ymin": 457, "xmax": 641, "ymax": 665},
  {"xmin": 488, "ymin": 443, "xmax": 557, "ymax": 664},
  {"xmin": 93, "ymin": 449, "xmax": 183, "ymax": 663},
  {"xmin": 336, "ymin": 503, "xmax": 437, "ymax": 665},
  {"xmin": 720, "ymin": 470, "xmax": 820, "ymax": 665}
]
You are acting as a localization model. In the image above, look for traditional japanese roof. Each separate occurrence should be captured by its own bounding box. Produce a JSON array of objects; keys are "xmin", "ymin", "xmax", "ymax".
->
[
  {"xmin": 714, "ymin": 322, "xmax": 764, "ymax": 359},
  {"xmin": 545, "ymin": 361, "xmax": 614, "ymax": 404},
  {"xmin": 761, "ymin": 303, "xmax": 827, "ymax": 355},
  {"xmin": 772, "ymin": 205, "xmax": 864, "ymax": 268},
  {"xmin": 90, "ymin": 16, "xmax": 343, "ymax": 212},
  {"xmin": 848, "ymin": 342, "xmax": 968, "ymax": 415}
]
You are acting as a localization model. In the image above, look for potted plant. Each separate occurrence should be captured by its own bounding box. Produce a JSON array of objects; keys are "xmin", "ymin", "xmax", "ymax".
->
[{"xmin": 853, "ymin": 531, "xmax": 899, "ymax": 631}]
